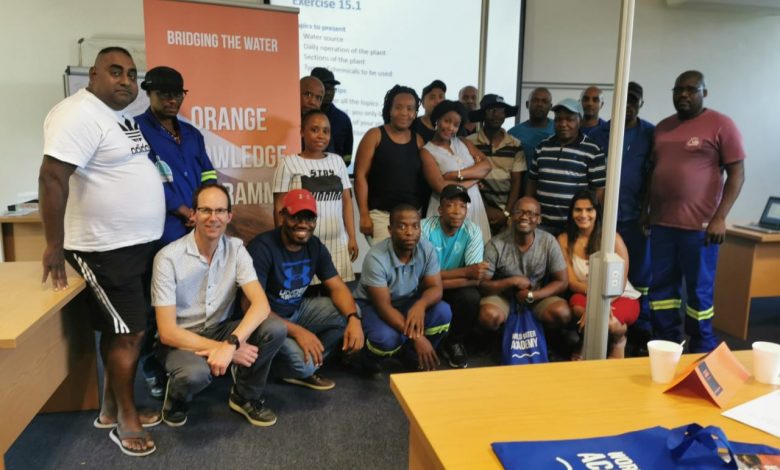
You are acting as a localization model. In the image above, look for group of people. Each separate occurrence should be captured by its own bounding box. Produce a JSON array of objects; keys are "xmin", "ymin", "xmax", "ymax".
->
[{"xmin": 37, "ymin": 46, "xmax": 745, "ymax": 457}]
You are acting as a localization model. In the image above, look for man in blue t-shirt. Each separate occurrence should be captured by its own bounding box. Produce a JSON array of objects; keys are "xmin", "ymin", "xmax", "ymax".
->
[
  {"xmin": 246, "ymin": 189, "xmax": 364, "ymax": 390},
  {"xmin": 354, "ymin": 204, "xmax": 452, "ymax": 371},
  {"xmin": 421, "ymin": 185, "xmax": 487, "ymax": 368},
  {"xmin": 508, "ymin": 87, "xmax": 554, "ymax": 171},
  {"xmin": 589, "ymin": 82, "xmax": 655, "ymax": 351}
]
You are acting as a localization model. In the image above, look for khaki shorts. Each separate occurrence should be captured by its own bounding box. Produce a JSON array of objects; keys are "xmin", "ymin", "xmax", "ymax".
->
[{"xmin": 480, "ymin": 294, "xmax": 565, "ymax": 323}]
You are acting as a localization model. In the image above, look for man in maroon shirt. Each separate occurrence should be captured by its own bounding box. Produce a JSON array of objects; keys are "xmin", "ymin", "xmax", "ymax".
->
[{"xmin": 646, "ymin": 70, "xmax": 745, "ymax": 353}]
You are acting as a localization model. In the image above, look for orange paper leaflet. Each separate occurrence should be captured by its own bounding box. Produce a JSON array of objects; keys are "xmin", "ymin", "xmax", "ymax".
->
[{"xmin": 664, "ymin": 342, "xmax": 751, "ymax": 408}]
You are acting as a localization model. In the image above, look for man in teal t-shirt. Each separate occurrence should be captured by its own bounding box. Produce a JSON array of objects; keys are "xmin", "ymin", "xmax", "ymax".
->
[{"xmin": 421, "ymin": 185, "xmax": 488, "ymax": 368}]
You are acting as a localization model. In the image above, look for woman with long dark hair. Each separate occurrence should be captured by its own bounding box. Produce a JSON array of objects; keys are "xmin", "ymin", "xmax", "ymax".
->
[{"xmin": 557, "ymin": 189, "xmax": 640, "ymax": 359}]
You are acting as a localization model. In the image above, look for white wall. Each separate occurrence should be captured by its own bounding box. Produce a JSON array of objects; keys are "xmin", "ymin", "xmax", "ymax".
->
[
  {"xmin": 1, "ymin": 0, "xmax": 778, "ymax": 224},
  {"xmin": 0, "ymin": 1, "xmax": 145, "ymax": 210},
  {"xmin": 523, "ymin": 0, "xmax": 780, "ymax": 222}
]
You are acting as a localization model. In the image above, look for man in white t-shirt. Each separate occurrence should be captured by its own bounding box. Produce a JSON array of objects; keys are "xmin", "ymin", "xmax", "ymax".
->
[{"xmin": 38, "ymin": 47, "xmax": 165, "ymax": 457}]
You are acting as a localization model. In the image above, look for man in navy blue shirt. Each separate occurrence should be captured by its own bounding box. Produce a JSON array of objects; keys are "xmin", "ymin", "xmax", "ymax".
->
[
  {"xmin": 246, "ymin": 189, "xmax": 364, "ymax": 390},
  {"xmin": 311, "ymin": 67, "xmax": 354, "ymax": 165},
  {"xmin": 590, "ymin": 82, "xmax": 655, "ymax": 352},
  {"xmin": 580, "ymin": 86, "xmax": 606, "ymax": 136},
  {"xmin": 136, "ymin": 66, "xmax": 217, "ymax": 246}
]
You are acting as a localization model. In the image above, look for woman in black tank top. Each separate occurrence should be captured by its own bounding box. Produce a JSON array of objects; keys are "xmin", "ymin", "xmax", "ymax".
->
[{"xmin": 354, "ymin": 85, "xmax": 429, "ymax": 243}]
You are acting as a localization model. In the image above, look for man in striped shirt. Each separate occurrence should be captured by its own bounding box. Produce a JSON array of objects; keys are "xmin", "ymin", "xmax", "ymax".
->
[
  {"xmin": 526, "ymin": 98, "xmax": 606, "ymax": 235},
  {"xmin": 467, "ymin": 94, "xmax": 526, "ymax": 235}
]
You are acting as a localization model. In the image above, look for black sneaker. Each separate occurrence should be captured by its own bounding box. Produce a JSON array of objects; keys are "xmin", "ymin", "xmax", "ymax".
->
[
  {"xmin": 443, "ymin": 342, "xmax": 469, "ymax": 368},
  {"xmin": 228, "ymin": 388, "xmax": 277, "ymax": 427},
  {"xmin": 162, "ymin": 379, "xmax": 188, "ymax": 427}
]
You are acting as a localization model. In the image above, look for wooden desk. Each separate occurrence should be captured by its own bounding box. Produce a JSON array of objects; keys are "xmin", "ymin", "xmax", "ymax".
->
[
  {"xmin": 0, "ymin": 262, "xmax": 98, "ymax": 470},
  {"xmin": 390, "ymin": 352, "xmax": 780, "ymax": 470},
  {"xmin": 0, "ymin": 213, "xmax": 43, "ymax": 262},
  {"xmin": 714, "ymin": 226, "xmax": 780, "ymax": 339}
]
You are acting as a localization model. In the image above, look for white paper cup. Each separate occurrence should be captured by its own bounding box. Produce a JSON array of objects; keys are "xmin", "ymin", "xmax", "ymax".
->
[
  {"xmin": 752, "ymin": 341, "xmax": 780, "ymax": 385},
  {"xmin": 647, "ymin": 340, "xmax": 683, "ymax": 383}
]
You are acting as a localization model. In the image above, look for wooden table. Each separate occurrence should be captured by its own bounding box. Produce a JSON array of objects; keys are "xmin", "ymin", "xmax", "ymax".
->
[
  {"xmin": 390, "ymin": 352, "xmax": 780, "ymax": 470},
  {"xmin": 714, "ymin": 226, "xmax": 780, "ymax": 339},
  {"xmin": 0, "ymin": 262, "xmax": 98, "ymax": 470},
  {"xmin": 0, "ymin": 212, "xmax": 43, "ymax": 262}
]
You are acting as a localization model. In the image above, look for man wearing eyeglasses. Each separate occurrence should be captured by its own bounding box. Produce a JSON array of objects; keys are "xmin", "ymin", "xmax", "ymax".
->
[
  {"xmin": 478, "ymin": 197, "xmax": 570, "ymax": 358},
  {"xmin": 646, "ymin": 70, "xmax": 746, "ymax": 353},
  {"xmin": 152, "ymin": 183, "xmax": 286, "ymax": 428},
  {"xmin": 246, "ymin": 189, "xmax": 364, "ymax": 390},
  {"xmin": 136, "ymin": 66, "xmax": 217, "ymax": 246}
]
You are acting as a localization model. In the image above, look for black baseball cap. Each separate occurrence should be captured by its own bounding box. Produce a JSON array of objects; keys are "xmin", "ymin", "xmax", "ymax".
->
[
  {"xmin": 422, "ymin": 79, "xmax": 447, "ymax": 99},
  {"xmin": 311, "ymin": 67, "xmax": 340, "ymax": 85}
]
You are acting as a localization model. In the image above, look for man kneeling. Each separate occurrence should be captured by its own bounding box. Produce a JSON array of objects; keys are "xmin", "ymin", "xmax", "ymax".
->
[
  {"xmin": 354, "ymin": 204, "xmax": 452, "ymax": 371},
  {"xmin": 152, "ymin": 184, "xmax": 286, "ymax": 427}
]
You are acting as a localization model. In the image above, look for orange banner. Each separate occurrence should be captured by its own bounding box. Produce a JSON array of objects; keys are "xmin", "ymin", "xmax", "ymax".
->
[{"xmin": 143, "ymin": 0, "xmax": 300, "ymax": 241}]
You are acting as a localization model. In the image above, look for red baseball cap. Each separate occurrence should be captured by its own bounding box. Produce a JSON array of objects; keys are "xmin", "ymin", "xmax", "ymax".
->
[{"xmin": 282, "ymin": 189, "xmax": 317, "ymax": 215}]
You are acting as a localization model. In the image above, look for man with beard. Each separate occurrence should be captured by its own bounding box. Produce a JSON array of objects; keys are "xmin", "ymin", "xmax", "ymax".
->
[
  {"xmin": 354, "ymin": 204, "xmax": 452, "ymax": 371},
  {"xmin": 421, "ymin": 185, "xmax": 488, "ymax": 368},
  {"xmin": 478, "ymin": 197, "xmax": 569, "ymax": 346},
  {"xmin": 467, "ymin": 94, "xmax": 525, "ymax": 234},
  {"xmin": 646, "ymin": 70, "xmax": 745, "ymax": 353},
  {"xmin": 136, "ymin": 66, "xmax": 217, "ymax": 246},
  {"xmin": 526, "ymin": 98, "xmax": 606, "ymax": 236},
  {"xmin": 152, "ymin": 184, "xmax": 285, "ymax": 427},
  {"xmin": 247, "ymin": 189, "xmax": 364, "ymax": 390}
]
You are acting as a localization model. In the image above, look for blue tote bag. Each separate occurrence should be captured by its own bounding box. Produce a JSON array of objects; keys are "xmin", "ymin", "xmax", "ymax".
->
[
  {"xmin": 492, "ymin": 423, "xmax": 780, "ymax": 470},
  {"xmin": 501, "ymin": 300, "xmax": 548, "ymax": 365}
]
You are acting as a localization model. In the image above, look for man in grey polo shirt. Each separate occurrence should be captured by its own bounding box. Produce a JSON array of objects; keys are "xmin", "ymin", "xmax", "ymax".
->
[
  {"xmin": 479, "ymin": 197, "xmax": 570, "ymax": 338},
  {"xmin": 152, "ymin": 183, "xmax": 286, "ymax": 427},
  {"xmin": 354, "ymin": 203, "xmax": 452, "ymax": 371}
]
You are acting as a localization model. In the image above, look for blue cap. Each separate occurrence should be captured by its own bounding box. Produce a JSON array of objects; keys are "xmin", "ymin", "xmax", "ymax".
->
[{"xmin": 552, "ymin": 98, "xmax": 583, "ymax": 116}]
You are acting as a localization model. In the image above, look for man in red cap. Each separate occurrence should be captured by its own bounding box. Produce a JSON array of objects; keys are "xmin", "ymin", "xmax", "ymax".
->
[{"xmin": 246, "ymin": 189, "xmax": 364, "ymax": 390}]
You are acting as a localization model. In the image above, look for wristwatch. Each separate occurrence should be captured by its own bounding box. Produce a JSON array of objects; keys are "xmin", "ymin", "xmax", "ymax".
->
[
  {"xmin": 525, "ymin": 291, "xmax": 535, "ymax": 304},
  {"xmin": 503, "ymin": 210, "xmax": 510, "ymax": 218},
  {"xmin": 345, "ymin": 311, "xmax": 362, "ymax": 322},
  {"xmin": 226, "ymin": 334, "xmax": 240, "ymax": 349}
]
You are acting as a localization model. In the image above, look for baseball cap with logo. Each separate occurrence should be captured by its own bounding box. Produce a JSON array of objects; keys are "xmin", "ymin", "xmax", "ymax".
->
[
  {"xmin": 282, "ymin": 189, "xmax": 317, "ymax": 215},
  {"xmin": 440, "ymin": 184, "xmax": 471, "ymax": 203}
]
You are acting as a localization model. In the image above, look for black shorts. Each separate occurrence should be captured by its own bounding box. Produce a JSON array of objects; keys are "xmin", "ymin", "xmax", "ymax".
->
[{"xmin": 65, "ymin": 242, "xmax": 156, "ymax": 334}]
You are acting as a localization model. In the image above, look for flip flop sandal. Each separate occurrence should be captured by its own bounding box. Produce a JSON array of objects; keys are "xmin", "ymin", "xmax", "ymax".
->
[
  {"xmin": 109, "ymin": 427, "xmax": 156, "ymax": 457},
  {"xmin": 93, "ymin": 410, "xmax": 163, "ymax": 429}
]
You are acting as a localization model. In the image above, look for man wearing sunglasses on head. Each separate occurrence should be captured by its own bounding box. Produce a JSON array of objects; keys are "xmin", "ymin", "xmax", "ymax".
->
[{"xmin": 136, "ymin": 66, "xmax": 217, "ymax": 246}]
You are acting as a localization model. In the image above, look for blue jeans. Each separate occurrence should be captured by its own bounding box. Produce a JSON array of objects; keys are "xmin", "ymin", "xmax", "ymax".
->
[
  {"xmin": 271, "ymin": 297, "xmax": 347, "ymax": 379},
  {"xmin": 358, "ymin": 298, "xmax": 451, "ymax": 358}
]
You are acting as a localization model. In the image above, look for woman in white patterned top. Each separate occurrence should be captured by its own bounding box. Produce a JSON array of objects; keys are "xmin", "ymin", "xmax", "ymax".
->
[
  {"xmin": 421, "ymin": 100, "xmax": 492, "ymax": 243},
  {"xmin": 272, "ymin": 110, "xmax": 357, "ymax": 283}
]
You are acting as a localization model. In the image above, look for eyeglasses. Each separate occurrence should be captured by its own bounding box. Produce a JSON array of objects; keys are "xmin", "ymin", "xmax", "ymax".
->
[
  {"xmin": 156, "ymin": 91, "xmax": 187, "ymax": 101},
  {"xmin": 196, "ymin": 207, "xmax": 229, "ymax": 217},
  {"xmin": 511, "ymin": 209, "xmax": 540, "ymax": 218},
  {"xmin": 672, "ymin": 86, "xmax": 703, "ymax": 95}
]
